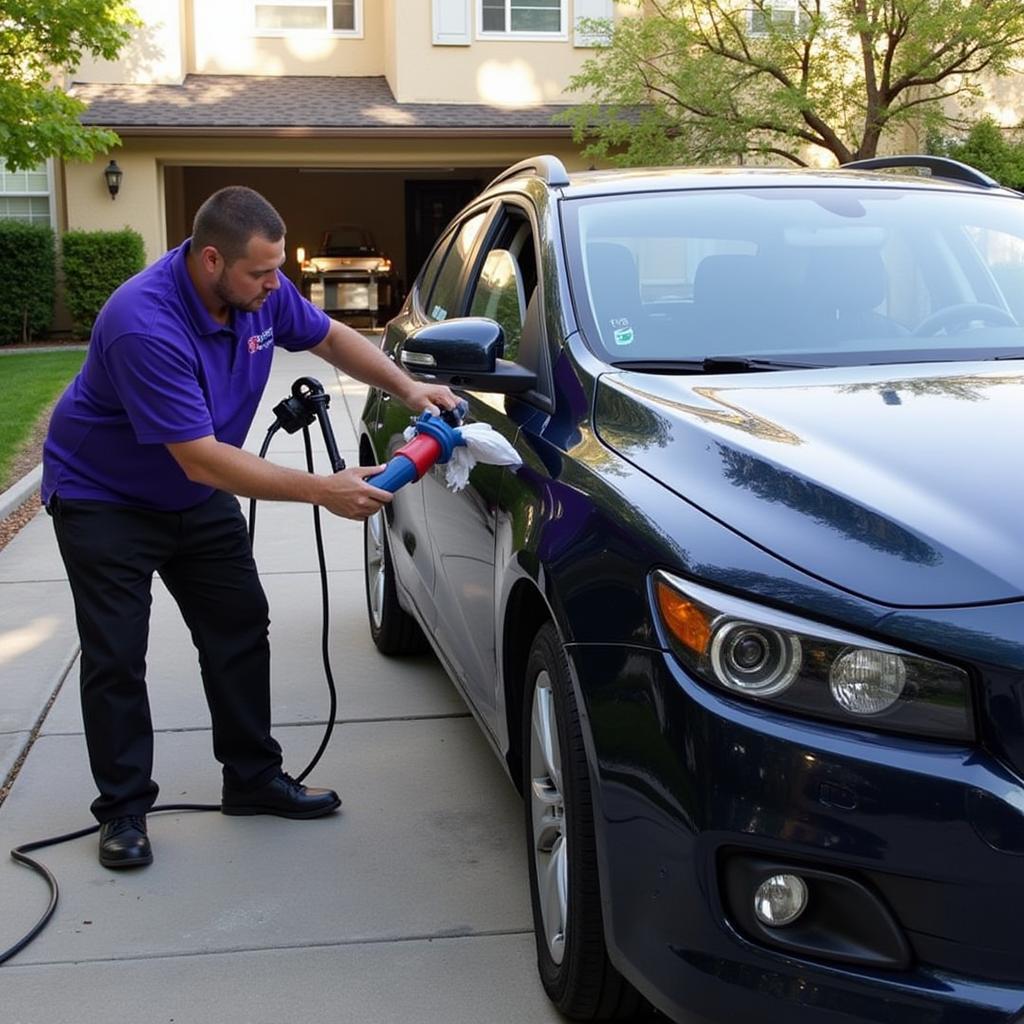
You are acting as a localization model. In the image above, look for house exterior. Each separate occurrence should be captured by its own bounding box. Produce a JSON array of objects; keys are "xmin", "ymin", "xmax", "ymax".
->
[
  {"xmin": 9, "ymin": 0, "xmax": 1022, "ymax": 310},
  {"xmin": 51, "ymin": 0, "xmax": 626, "ymax": 294}
]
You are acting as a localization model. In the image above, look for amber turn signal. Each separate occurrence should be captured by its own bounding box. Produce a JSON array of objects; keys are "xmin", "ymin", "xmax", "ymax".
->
[{"xmin": 656, "ymin": 580, "xmax": 711, "ymax": 655}]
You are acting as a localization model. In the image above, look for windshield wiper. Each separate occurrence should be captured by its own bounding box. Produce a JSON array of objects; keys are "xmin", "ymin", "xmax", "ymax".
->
[{"xmin": 612, "ymin": 356, "xmax": 824, "ymax": 373}]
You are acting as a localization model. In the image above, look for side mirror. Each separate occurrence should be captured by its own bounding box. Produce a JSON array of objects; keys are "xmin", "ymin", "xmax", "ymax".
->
[{"xmin": 400, "ymin": 318, "xmax": 537, "ymax": 394}]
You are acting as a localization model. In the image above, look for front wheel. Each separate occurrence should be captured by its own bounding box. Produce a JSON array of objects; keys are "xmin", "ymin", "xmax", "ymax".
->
[
  {"xmin": 523, "ymin": 623, "xmax": 644, "ymax": 1020},
  {"xmin": 363, "ymin": 509, "xmax": 427, "ymax": 655}
]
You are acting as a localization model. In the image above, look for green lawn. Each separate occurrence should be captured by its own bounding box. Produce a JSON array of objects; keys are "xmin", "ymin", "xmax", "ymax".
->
[{"xmin": 0, "ymin": 350, "xmax": 86, "ymax": 488}]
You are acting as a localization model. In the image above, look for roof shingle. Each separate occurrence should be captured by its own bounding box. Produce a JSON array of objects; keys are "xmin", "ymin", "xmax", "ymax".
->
[{"xmin": 72, "ymin": 74, "xmax": 574, "ymax": 133}]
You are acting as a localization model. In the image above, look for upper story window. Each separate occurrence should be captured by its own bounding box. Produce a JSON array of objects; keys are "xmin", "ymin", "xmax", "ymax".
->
[
  {"xmin": 749, "ymin": 2, "xmax": 811, "ymax": 37},
  {"xmin": 479, "ymin": 0, "xmax": 567, "ymax": 39},
  {"xmin": 252, "ymin": 0, "xmax": 362, "ymax": 35},
  {"xmin": 0, "ymin": 161, "xmax": 53, "ymax": 226}
]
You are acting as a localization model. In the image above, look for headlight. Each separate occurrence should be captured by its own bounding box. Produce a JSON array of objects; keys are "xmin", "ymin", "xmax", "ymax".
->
[{"xmin": 653, "ymin": 571, "xmax": 973, "ymax": 742}]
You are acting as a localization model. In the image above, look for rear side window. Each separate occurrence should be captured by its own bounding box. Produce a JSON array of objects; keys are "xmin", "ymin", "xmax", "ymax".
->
[
  {"xmin": 416, "ymin": 231, "xmax": 454, "ymax": 307},
  {"xmin": 425, "ymin": 210, "xmax": 488, "ymax": 322}
]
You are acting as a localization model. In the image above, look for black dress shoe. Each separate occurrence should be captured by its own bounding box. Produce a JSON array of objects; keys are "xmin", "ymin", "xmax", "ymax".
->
[
  {"xmin": 221, "ymin": 772, "xmax": 341, "ymax": 819},
  {"xmin": 98, "ymin": 815, "xmax": 152, "ymax": 869}
]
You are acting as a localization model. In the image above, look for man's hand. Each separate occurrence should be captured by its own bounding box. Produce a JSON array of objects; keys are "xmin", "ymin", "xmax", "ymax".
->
[
  {"xmin": 319, "ymin": 466, "xmax": 393, "ymax": 521},
  {"xmin": 400, "ymin": 380, "xmax": 460, "ymax": 417},
  {"xmin": 167, "ymin": 436, "xmax": 393, "ymax": 521}
]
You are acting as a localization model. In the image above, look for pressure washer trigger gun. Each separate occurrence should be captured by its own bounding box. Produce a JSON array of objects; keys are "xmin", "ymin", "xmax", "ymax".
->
[{"xmin": 272, "ymin": 377, "xmax": 346, "ymax": 473}]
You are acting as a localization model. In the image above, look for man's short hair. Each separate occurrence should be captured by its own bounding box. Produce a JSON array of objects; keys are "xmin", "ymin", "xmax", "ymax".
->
[{"xmin": 191, "ymin": 186, "xmax": 286, "ymax": 264}]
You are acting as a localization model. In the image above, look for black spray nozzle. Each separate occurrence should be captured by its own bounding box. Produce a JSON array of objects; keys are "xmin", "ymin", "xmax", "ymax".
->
[
  {"xmin": 272, "ymin": 377, "xmax": 346, "ymax": 473},
  {"xmin": 440, "ymin": 399, "xmax": 469, "ymax": 429}
]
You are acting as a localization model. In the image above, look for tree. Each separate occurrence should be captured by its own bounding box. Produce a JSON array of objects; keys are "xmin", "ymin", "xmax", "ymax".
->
[
  {"xmin": 0, "ymin": 0, "xmax": 139, "ymax": 171},
  {"xmin": 563, "ymin": 1, "xmax": 1024, "ymax": 167}
]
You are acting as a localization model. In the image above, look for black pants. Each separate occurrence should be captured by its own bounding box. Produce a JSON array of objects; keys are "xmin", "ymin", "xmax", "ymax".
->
[{"xmin": 49, "ymin": 490, "xmax": 282, "ymax": 822}]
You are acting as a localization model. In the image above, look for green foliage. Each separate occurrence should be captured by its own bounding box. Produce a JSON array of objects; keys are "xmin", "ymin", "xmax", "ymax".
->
[
  {"xmin": 931, "ymin": 117, "xmax": 1024, "ymax": 190},
  {"xmin": 0, "ymin": 350, "xmax": 86, "ymax": 487},
  {"xmin": 0, "ymin": 220, "xmax": 56, "ymax": 345},
  {"xmin": 0, "ymin": 1, "xmax": 139, "ymax": 170},
  {"xmin": 62, "ymin": 228, "xmax": 145, "ymax": 333},
  {"xmin": 561, "ymin": 1, "xmax": 1024, "ymax": 168}
]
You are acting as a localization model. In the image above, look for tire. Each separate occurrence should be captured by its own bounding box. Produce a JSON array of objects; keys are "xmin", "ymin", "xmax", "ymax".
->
[
  {"xmin": 363, "ymin": 509, "xmax": 428, "ymax": 655},
  {"xmin": 523, "ymin": 623, "xmax": 645, "ymax": 1020}
]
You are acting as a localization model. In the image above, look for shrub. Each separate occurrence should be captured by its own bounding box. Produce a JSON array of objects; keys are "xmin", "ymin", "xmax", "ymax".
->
[
  {"xmin": 0, "ymin": 220, "xmax": 56, "ymax": 345},
  {"xmin": 62, "ymin": 228, "xmax": 145, "ymax": 334},
  {"xmin": 930, "ymin": 118, "xmax": 1024, "ymax": 191}
]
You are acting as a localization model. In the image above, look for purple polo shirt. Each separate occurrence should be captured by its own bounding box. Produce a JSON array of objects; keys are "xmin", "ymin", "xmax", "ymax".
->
[{"xmin": 42, "ymin": 239, "xmax": 330, "ymax": 511}]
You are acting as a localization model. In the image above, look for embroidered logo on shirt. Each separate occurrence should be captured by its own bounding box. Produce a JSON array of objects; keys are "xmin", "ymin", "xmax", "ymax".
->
[{"xmin": 248, "ymin": 326, "xmax": 274, "ymax": 353}]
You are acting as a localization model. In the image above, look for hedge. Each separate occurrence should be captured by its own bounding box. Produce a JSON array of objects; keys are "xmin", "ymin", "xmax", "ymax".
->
[
  {"xmin": 930, "ymin": 118, "xmax": 1024, "ymax": 192},
  {"xmin": 0, "ymin": 221, "xmax": 56, "ymax": 345},
  {"xmin": 62, "ymin": 228, "xmax": 145, "ymax": 334}
]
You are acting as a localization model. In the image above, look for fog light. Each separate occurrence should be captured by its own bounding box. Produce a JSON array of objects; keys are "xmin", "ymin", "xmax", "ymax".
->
[
  {"xmin": 830, "ymin": 648, "xmax": 906, "ymax": 715},
  {"xmin": 753, "ymin": 873, "xmax": 808, "ymax": 927}
]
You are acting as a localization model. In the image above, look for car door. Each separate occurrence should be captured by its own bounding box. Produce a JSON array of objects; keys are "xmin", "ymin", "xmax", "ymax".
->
[
  {"xmin": 377, "ymin": 206, "xmax": 492, "ymax": 630},
  {"xmin": 419, "ymin": 202, "xmax": 545, "ymax": 735}
]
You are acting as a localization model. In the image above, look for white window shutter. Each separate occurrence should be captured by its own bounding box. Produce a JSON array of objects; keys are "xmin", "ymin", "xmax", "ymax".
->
[
  {"xmin": 433, "ymin": 0, "xmax": 471, "ymax": 45},
  {"xmin": 574, "ymin": 0, "xmax": 613, "ymax": 46}
]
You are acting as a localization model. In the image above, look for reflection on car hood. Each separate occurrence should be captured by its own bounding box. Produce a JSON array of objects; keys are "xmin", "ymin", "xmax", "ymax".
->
[{"xmin": 594, "ymin": 361, "xmax": 1024, "ymax": 606}]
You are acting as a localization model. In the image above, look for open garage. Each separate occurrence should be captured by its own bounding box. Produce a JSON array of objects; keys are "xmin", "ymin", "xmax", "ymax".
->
[{"xmin": 63, "ymin": 75, "xmax": 590, "ymax": 319}]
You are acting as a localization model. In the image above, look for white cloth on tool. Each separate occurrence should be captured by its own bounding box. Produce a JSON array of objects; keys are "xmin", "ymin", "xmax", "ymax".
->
[{"xmin": 402, "ymin": 420, "xmax": 522, "ymax": 493}]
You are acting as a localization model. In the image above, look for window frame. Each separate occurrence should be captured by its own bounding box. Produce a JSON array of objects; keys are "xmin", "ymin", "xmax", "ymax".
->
[
  {"xmin": 250, "ymin": 0, "xmax": 363, "ymax": 38},
  {"xmin": 476, "ymin": 0, "xmax": 568, "ymax": 41},
  {"xmin": 747, "ymin": 1, "xmax": 810, "ymax": 38},
  {"xmin": 0, "ymin": 159, "xmax": 55, "ymax": 227}
]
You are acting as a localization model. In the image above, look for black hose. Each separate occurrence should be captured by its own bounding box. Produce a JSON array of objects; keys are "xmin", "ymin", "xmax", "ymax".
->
[{"xmin": 2, "ymin": 418, "xmax": 340, "ymax": 966}]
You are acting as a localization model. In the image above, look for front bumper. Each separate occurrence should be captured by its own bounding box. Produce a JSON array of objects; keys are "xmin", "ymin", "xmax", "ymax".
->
[{"xmin": 568, "ymin": 643, "xmax": 1024, "ymax": 1024}]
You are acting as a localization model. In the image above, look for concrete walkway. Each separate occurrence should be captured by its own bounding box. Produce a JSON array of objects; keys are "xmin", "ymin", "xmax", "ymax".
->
[{"xmin": 0, "ymin": 347, "xmax": 565, "ymax": 1023}]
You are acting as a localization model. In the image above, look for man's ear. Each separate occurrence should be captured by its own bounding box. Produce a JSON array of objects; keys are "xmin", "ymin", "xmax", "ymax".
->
[{"xmin": 198, "ymin": 245, "xmax": 223, "ymax": 274}]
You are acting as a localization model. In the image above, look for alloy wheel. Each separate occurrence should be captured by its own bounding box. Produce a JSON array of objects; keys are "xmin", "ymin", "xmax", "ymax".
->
[
  {"xmin": 529, "ymin": 668, "xmax": 568, "ymax": 966},
  {"xmin": 365, "ymin": 509, "xmax": 385, "ymax": 631}
]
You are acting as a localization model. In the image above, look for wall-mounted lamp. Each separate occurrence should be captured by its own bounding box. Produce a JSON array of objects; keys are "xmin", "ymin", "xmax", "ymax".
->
[
  {"xmin": 103, "ymin": 160, "xmax": 123, "ymax": 200},
  {"xmin": 296, "ymin": 246, "xmax": 306, "ymax": 265}
]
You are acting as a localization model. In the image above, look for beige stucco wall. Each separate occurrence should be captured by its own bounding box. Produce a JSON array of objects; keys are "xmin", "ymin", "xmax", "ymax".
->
[
  {"xmin": 191, "ymin": 0, "xmax": 385, "ymax": 76},
  {"xmin": 72, "ymin": 0, "xmax": 188, "ymax": 84},
  {"xmin": 74, "ymin": 1, "xmax": 623, "ymax": 101},
  {"xmin": 62, "ymin": 135, "xmax": 589, "ymax": 268},
  {"xmin": 390, "ymin": 3, "xmax": 619, "ymax": 104},
  {"xmin": 64, "ymin": 146, "xmax": 169, "ymax": 260},
  {"xmin": 957, "ymin": 67, "xmax": 1024, "ymax": 128}
]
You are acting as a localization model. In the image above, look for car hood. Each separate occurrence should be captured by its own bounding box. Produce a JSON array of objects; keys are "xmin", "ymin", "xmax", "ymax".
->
[{"xmin": 594, "ymin": 361, "xmax": 1024, "ymax": 606}]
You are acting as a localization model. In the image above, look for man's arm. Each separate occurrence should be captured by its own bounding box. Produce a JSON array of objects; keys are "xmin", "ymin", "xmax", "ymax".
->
[
  {"xmin": 309, "ymin": 319, "xmax": 458, "ymax": 414},
  {"xmin": 166, "ymin": 435, "xmax": 391, "ymax": 521}
]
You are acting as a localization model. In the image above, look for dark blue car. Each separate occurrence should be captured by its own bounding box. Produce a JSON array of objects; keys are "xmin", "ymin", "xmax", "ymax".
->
[{"xmin": 359, "ymin": 154, "xmax": 1024, "ymax": 1023}]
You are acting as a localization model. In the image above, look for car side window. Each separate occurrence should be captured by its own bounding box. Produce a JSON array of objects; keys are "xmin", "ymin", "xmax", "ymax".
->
[
  {"xmin": 416, "ymin": 229, "xmax": 455, "ymax": 309},
  {"xmin": 466, "ymin": 209, "xmax": 539, "ymax": 364},
  {"xmin": 469, "ymin": 250, "xmax": 525, "ymax": 360},
  {"xmin": 425, "ymin": 210, "xmax": 489, "ymax": 322}
]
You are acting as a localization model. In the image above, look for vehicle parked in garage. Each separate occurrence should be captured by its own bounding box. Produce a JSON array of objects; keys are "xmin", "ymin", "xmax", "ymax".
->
[
  {"xmin": 359, "ymin": 154, "xmax": 1024, "ymax": 1023},
  {"xmin": 299, "ymin": 225, "xmax": 397, "ymax": 328}
]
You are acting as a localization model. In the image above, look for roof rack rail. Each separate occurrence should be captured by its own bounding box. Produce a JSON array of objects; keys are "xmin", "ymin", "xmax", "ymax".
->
[
  {"xmin": 485, "ymin": 155, "xmax": 571, "ymax": 191},
  {"xmin": 841, "ymin": 154, "xmax": 1001, "ymax": 188}
]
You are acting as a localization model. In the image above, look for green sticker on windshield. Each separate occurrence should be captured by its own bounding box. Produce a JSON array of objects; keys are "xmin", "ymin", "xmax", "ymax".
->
[{"xmin": 613, "ymin": 326, "xmax": 635, "ymax": 346}]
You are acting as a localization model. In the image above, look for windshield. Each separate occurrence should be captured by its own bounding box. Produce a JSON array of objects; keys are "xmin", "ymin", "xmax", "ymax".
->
[
  {"xmin": 564, "ymin": 187, "xmax": 1024, "ymax": 367},
  {"xmin": 320, "ymin": 226, "xmax": 375, "ymax": 254}
]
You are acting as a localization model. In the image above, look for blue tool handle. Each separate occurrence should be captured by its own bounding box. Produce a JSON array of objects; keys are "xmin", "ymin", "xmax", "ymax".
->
[{"xmin": 366, "ymin": 453, "xmax": 418, "ymax": 493}]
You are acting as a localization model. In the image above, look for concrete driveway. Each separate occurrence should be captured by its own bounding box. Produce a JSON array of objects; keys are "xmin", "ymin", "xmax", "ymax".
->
[{"xmin": 0, "ymin": 347, "xmax": 571, "ymax": 1023}]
